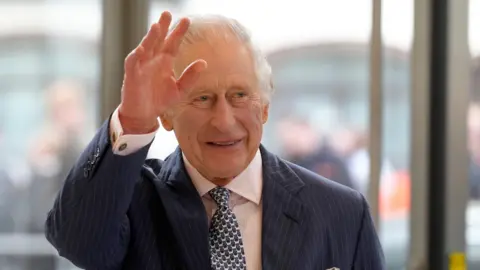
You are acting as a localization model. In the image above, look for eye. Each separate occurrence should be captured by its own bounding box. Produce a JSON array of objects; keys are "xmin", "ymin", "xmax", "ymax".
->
[
  {"xmin": 192, "ymin": 94, "xmax": 213, "ymax": 108},
  {"xmin": 195, "ymin": 95, "xmax": 210, "ymax": 102},
  {"xmin": 233, "ymin": 92, "xmax": 248, "ymax": 98}
]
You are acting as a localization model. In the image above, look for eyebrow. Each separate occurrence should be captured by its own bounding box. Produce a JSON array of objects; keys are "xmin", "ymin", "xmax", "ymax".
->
[
  {"xmin": 190, "ymin": 82, "xmax": 253, "ymax": 92},
  {"xmin": 227, "ymin": 81, "xmax": 253, "ymax": 90},
  {"xmin": 186, "ymin": 89, "xmax": 211, "ymax": 97}
]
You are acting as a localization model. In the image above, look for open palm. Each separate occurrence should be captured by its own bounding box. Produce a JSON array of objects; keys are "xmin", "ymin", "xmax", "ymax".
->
[{"xmin": 119, "ymin": 11, "xmax": 207, "ymax": 133}]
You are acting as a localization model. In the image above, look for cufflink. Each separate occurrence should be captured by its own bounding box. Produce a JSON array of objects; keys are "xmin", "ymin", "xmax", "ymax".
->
[{"xmin": 119, "ymin": 143, "xmax": 127, "ymax": 151}]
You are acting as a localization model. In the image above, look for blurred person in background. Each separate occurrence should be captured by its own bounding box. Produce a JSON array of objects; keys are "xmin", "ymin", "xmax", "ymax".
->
[
  {"xmin": 277, "ymin": 116, "xmax": 355, "ymax": 188},
  {"xmin": 276, "ymin": 116, "xmax": 317, "ymax": 163},
  {"xmin": 0, "ymin": 124, "xmax": 15, "ymax": 233},
  {"xmin": 0, "ymin": 122, "xmax": 25, "ymax": 270},
  {"xmin": 26, "ymin": 80, "xmax": 87, "ymax": 270},
  {"xmin": 468, "ymin": 102, "xmax": 480, "ymax": 200},
  {"xmin": 28, "ymin": 79, "xmax": 86, "ymax": 231},
  {"xmin": 332, "ymin": 127, "xmax": 395, "ymax": 196}
]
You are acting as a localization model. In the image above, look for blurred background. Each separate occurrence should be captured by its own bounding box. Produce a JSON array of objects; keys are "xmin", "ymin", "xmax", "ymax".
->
[{"xmin": 0, "ymin": 0, "xmax": 478, "ymax": 269}]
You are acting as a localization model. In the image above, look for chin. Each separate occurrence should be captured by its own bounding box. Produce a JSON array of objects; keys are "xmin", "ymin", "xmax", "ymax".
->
[{"xmin": 207, "ymin": 160, "xmax": 247, "ymax": 179}]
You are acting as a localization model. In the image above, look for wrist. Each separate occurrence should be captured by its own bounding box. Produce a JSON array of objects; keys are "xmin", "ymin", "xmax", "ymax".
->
[{"xmin": 118, "ymin": 109, "xmax": 159, "ymax": 135}]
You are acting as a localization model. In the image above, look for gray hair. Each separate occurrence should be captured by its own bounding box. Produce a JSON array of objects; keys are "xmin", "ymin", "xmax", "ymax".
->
[{"xmin": 171, "ymin": 15, "xmax": 274, "ymax": 101}]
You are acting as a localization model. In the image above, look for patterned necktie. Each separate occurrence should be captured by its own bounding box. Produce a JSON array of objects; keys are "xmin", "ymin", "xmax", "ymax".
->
[{"xmin": 208, "ymin": 187, "xmax": 247, "ymax": 270}]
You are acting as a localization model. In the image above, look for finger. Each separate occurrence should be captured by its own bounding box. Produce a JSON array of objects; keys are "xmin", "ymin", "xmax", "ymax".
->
[
  {"xmin": 124, "ymin": 46, "xmax": 144, "ymax": 74},
  {"xmin": 162, "ymin": 18, "xmax": 190, "ymax": 56},
  {"xmin": 177, "ymin": 59, "xmax": 208, "ymax": 90},
  {"xmin": 139, "ymin": 24, "xmax": 160, "ymax": 55},
  {"xmin": 153, "ymin": 11, "xmax": 173, "ymax": 55}
]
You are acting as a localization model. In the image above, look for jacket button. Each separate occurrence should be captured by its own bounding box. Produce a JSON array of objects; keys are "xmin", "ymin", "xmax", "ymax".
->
[{"xmin": 83, "ymin": 167, "xmax": 90, "ymax": 178}]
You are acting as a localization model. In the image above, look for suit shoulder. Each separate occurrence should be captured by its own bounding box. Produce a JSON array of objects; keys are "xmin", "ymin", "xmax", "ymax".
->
[{"xmin": 285, "ymin": 160, "xmax": 365, "ymax": 211}]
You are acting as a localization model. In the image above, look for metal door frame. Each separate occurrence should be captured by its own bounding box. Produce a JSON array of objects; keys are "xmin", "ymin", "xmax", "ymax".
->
[
  {"xmin": 100, "ymin": 0, "xmax": 149, "ymax": 122},
  {"xmin": 408, "ymin": 0, "xmax": 470, "ymax": 269}
]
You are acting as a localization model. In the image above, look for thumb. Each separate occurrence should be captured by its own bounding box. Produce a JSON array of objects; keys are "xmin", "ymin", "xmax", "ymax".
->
[{"xmin": 176, "ymin": 59, "xmax": 207, "ymax": 91}]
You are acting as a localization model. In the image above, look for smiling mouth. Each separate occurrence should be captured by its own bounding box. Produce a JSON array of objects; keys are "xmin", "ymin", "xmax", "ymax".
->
[{"xmin": 206, "ymin": 140, "xmax": 242, "ymax": 147}]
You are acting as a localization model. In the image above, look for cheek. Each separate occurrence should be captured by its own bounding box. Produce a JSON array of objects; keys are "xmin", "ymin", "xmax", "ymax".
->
[
  {"xmin": 172, "ymin": 111, "xmax": 202, "ymax": 139},
  {"xmin": 243, "ymin": 103, "xmax": 265, "ymax": 135},
  {"xmin": 249, "ymin": 101, "xmax": 265, "ymax": 122},
  {"xmin": 174, "ymin": 108, "xmax": 216, "ymax": 140}
]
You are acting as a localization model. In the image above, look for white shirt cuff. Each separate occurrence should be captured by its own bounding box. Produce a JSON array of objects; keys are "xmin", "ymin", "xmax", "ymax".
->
[{"xmin": 109, "ymin": 108, "xmax": 159, "ymax": 156}]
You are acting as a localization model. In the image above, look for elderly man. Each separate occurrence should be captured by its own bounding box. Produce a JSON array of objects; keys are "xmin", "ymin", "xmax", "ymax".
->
[{"xmin": 45, "ymin": 12, "xmax": 385, "ymax": 270}]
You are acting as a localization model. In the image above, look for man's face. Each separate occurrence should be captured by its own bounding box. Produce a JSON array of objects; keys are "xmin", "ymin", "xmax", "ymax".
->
[{"xmin": 162, "ymin": 36, "xmax": 269, "ymax": 183}]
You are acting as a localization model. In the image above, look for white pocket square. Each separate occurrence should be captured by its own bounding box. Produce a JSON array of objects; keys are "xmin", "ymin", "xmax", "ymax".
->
[{"xmin": 327, "ymin": 268, "xmax": 339, "ymax": 270}]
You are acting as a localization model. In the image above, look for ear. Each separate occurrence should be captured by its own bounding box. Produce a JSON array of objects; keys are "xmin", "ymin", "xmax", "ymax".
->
[
  {"xmin": 261, "ymin": 79, "xmax": 273, "ymax": 124},
  {"xmin": 262, "ymin": 103, "xmax": 269, "ymax": 124},
  {"xmin": 160, "ymin": 114, "xmax": 174, "ymax": 131}
]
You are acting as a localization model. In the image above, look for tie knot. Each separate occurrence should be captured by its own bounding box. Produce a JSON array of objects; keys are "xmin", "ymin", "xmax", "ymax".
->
[{"xmin": 208, "ymin": 187, "xmax": 230, "ymax": 208}]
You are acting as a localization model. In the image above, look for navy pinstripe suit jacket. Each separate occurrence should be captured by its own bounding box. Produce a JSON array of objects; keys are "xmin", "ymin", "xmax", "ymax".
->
[{"xmin": 45, "ymin": 119, "xmax": 385, "ymax": 270}]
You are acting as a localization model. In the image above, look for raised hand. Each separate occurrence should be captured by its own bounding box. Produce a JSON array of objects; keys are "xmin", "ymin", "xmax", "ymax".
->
[{"xmin": 118, "ymin": 11, "xmax": 207, "ymax": 134}]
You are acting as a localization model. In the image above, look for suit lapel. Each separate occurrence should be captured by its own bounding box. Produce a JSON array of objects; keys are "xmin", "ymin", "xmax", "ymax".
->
[
  {"xmin": 260, "ymin": 146, "xmax": 311, "ymax": 269},
  {"xmin": 144, "ymin": 145, "xmax": 310, "ymax": 269},
  {"xmin": 145, "ymin": 148, "xmax": 211, "ymax": 270}
]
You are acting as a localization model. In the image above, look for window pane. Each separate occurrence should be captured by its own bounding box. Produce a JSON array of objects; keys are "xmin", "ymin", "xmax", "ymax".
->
[
  {"xmin": 468, "ymin": 0, "xmax": 480, "ymax": 267},
  {"xmin": 0, "ymin": 1, "xmax": 102, "ymax": 269},
  {"xmin": 379, "ymin": 0, "xmax": 413, "ymax": 269}
]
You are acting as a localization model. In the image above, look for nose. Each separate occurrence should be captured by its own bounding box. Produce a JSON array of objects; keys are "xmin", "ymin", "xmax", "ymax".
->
[{"xmin": 210, "ymin": 97, "xmax": 236, "ymax": 132}]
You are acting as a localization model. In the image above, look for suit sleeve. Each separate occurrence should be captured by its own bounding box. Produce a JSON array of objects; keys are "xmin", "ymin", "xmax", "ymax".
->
[
  {"xmin": 44, "ymin": 116, "xmax": 154, "ymax": 270},
  {"xmin": 352, "ymin": 196, "xmax": 386, "ymax": 270}
]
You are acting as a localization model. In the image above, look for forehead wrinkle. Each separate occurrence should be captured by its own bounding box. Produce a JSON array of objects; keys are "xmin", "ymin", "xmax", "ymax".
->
[{"xmin": 196, "ymin": 73, "xmax": 257, "ymax": 93}]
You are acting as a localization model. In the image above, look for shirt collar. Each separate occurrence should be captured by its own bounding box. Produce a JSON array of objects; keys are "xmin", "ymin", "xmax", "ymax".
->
[{"xmin": 182, "ymin": 150, "xmax": 263, "ymax": 205}]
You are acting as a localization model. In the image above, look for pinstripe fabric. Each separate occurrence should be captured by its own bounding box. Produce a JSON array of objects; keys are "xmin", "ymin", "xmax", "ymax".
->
[{"xmin": 45, "ymin": 119, "xmax": 385, "ymax": 270}]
